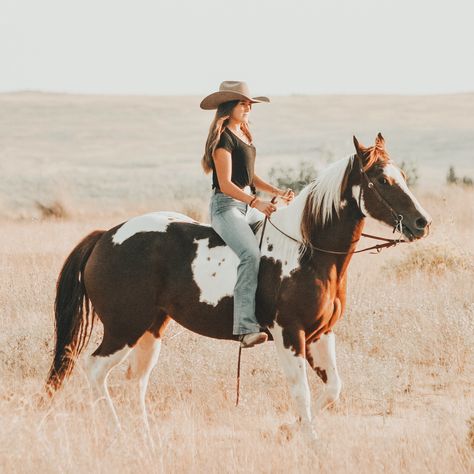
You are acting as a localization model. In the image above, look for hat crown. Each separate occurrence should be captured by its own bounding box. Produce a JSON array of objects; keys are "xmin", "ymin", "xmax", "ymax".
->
[{"xmin": 218, "ymin": 81, "xmax": 251, "ymax": 98}]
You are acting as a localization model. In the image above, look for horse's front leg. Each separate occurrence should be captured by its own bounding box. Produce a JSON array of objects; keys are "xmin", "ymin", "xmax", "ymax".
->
[
  {"xmin": 306, "ymin": 331, "xmax": 342, "ymax": 411},
  {"xmin": 269, "ymin": 323, "xmax": 316, "ymax": 439}
]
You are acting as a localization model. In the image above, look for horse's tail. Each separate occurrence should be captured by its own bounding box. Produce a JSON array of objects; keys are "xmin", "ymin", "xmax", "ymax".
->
[{"xmin": 45, "ymin": 230, "xmax": 105, "ymax": 395}]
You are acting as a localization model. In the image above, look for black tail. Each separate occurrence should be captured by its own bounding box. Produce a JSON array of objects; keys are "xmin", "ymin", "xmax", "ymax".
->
[{"xmin": 45, "ymin": 230, "xmax": 105, "ymax": 395}]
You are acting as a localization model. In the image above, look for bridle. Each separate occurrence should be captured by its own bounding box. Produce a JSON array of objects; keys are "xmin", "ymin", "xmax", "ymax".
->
[
  {"xmin": 357, "ymin": 155, "xmax": 405, "ymax": 241},
  {"xmin": 261, "ymin": 154, "xmax": 407, "ymax": 256}
]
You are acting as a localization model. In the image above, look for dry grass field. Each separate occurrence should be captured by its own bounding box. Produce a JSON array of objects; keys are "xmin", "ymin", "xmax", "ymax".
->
[{"xmin": 1, "ymin": 93, "xmax": 473, "ymax": 473}]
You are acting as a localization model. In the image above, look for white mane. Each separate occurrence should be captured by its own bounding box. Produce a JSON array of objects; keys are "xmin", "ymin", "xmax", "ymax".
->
[
  {"xmin": 254, "ymin": 155, "xmax": 354, "ymax": 276},
  {"xmin": 305, "ymin": 155, "xmax": 354, "ymax": 227}
]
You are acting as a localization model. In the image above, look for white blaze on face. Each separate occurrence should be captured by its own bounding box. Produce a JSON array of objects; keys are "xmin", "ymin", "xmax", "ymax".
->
[
  {"xmin": 384, "ymin": 163, "xmax": 431, "ymax": 220},
  {"xmin": 191, "ymin": 238, "xmax": 239, "ymax": 306},
  {"xmin": 112, "ymin": 211, "xmax": 203, "ymax": 245}
]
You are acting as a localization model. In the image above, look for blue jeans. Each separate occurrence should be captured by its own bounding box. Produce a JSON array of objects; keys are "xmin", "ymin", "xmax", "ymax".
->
[{"xmin": 209, "ymin": 190, "xmax": 264, "ymax": 335}]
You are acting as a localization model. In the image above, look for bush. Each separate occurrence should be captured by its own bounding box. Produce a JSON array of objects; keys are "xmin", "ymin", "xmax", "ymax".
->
[
  {"xmin": 399, "ymin": 161, "xmax": 419, "ymax": 187},
  {"xmin": 268, "ymin": 160, "xmax": 318, "ymax": 193},
  {"xmin": 35, "ymin": 200, "xmax": 68, "ymax": 219},
  {"xmin": 446, "ymin": 166, "xmax": 473, "ymax": 186},
  {"xmin": 387, "ymin": 242, "xmax": 473, "ymax": 278}
]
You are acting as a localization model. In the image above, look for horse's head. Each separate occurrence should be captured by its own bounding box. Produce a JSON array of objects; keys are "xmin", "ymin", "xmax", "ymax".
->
[{"xmin": 352, "ymin": 133, "xmax": 431, "ymax": 241}]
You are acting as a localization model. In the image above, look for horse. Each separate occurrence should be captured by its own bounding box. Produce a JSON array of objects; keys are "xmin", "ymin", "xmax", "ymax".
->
[{"xmin": 45, "ymin": 133, "xmax": 431, "ymax": 438}]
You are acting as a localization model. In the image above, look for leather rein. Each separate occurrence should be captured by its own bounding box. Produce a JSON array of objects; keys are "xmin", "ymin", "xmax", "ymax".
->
[{"xmin": 262, "ymin": 155, "xmax": 407, "ymax": 256}]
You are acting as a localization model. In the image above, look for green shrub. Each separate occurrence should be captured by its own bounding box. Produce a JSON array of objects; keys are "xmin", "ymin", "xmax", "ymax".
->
[
  {"xmin": 399, "ymin": 161, "xmax": 419, "ymax": 187},
  {"xmin": 268, "ymin": 160, "xmax": 318, "ymax": 193},
  {"xmin": 446, "ymin": 166, "xmax": 473, "ymax": 186}
]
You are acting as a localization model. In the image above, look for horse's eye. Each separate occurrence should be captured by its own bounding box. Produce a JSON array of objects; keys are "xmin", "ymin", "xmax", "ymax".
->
[{"xmin": 378, "ymin": 177, "xmax": 388, "ymax": 185}]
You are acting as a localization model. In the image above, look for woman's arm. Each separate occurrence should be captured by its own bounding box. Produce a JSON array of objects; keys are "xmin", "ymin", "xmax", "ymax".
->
[
  {"xmin": 253, "ymin": 174, "xmax": 283, "ymax": 196},
  {"xmin": 253, "ymin": 174, "xmax": 295, "ymax": 203}
]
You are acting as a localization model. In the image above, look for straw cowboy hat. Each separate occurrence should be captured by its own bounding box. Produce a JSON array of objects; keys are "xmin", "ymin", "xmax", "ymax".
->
[{"xmin": 200, "ymin": 81, "xmax": 270, "ymax": 110}]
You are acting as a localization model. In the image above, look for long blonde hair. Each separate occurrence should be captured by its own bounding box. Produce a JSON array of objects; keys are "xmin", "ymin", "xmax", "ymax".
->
[{"xmin": 201, "ymin": 100, "xmax": 254, "ymax": 174}]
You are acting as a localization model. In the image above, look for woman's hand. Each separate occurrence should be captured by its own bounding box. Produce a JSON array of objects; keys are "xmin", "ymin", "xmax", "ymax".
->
[
  {"xmin": 278, "ymin": 188, "xmax": 295, "ymax": 204},
  {"xmin": 254, "ymin": 199, "xmax": 277, "ymax": 218}
]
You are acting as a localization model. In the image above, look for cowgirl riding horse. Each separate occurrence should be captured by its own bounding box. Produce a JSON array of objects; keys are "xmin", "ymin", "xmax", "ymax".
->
[{"xmin": 201, "ymin": 81, "xmax": 294, "ymax": 348}]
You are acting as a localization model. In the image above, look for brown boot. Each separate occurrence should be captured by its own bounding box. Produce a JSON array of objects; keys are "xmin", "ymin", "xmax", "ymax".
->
[{"xmin": 239, "ymin": 332, "xmax": 268, "ymax": 348}]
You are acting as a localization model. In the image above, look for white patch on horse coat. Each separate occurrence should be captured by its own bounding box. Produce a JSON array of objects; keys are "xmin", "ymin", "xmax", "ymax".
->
[
  {"xmin": 85, "ymin": 346, "xmax": 132, "ymax": 426},
  {"xmin": 384, "ymin": 163, "xmax": 431, "ymax": 220},
  {"xmin": 112, "ymin": 211, "xmax": 199, "ymax": 245},
  {"xmin": 269, "ymin": 324, "xmax": 313, "ymax": 429},
  {"xmin": 191, "ymin": 238, "xmax": 239, "ymax": 306},
  {"xmin": 257, "ymin": 191, "xmax": 309, "ymax": 278},
  {"xmin": 352, "ymin": 185, "xmax": 369, "ymax": 216},
  {"xmin": 306, "ymin": 332, "xmax": 342, "ymax": 411}
]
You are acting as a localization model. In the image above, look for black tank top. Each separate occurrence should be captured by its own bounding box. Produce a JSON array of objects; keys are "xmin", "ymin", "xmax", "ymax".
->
[{"xmin": 211, "ymin": 128, "xmax": 256, "ymax": 193}]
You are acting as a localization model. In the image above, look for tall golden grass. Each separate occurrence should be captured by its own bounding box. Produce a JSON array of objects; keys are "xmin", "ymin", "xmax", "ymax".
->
[{"xmin": 1, "ymin": 187, "xmax": 473, "ymax": 473}]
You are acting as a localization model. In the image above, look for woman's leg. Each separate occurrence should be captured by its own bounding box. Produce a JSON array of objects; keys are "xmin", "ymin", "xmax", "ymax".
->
[{"xmin": 211, "ymin": 203, "xmax": 261, "ymax": 335}]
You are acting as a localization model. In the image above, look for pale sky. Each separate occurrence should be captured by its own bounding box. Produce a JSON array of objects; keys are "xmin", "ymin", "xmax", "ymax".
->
[{"xmin": 1, "ymin": 0, "xmax": 473, "ymax": 95}]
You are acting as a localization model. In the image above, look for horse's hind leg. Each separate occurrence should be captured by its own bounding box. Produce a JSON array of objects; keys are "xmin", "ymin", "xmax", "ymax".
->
[
  {"xmin": 126, "ymin": 315, "xmax": 170, "ymax": 432},
  {"xmin": 85, "ymin": 333, "xmax": 132, "ymax": 428},
  {"xmin": 306, "ymin": 332, "xmax": 342, "ymax": 411}
]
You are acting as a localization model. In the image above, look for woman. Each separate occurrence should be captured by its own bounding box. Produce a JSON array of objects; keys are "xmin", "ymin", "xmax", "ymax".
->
[{"xmin": 200, "ymin": 81, "xmax": 294, "ymax": 348}]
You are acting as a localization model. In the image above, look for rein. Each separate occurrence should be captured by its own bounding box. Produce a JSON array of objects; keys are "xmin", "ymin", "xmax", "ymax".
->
[
  {"xmin": 267, "ymin": 218, "xmax": 405, "ymax": 255},
  {"xmin": 265, "ymin": 156, "xmax": 408, "ymax": 256}
]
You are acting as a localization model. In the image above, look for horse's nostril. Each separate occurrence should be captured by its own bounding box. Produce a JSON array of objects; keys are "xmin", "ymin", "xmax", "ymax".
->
[{"xmin": 415, "ymin": 217, "xmax": 428, "ymax": 229}]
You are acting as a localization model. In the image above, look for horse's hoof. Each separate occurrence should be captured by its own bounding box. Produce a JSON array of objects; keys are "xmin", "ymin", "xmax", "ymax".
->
[{"xmin": 303, "ymin": 424, "xmax": 318, "ymax": 442}]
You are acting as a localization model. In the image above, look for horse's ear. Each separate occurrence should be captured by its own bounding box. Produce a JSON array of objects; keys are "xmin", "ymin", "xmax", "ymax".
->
[
  {"xmin": 353, "ymin": 135, "xmax": 366, "ymax": 157},
  {"xmin": 375, "ymin": 132, "xmax": 385, "ymax": 149}
]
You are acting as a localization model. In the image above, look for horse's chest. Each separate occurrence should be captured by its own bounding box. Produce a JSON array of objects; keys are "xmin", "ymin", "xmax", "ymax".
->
[{"xmin": 190, "ymin": 238, "xmax": 239, "ymax": 306}]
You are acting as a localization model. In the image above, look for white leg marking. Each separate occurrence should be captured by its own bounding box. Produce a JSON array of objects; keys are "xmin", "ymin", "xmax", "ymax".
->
[
  {"xmin": 126, "ymin": 332, "xmax": 162, "ymax": 433},
  {"xmin": 112, "ymin": 211, "xmax": 199, "ymax": 245},
  {"xmin": 191, "ymin": 238, "xmax": 239, "ymax": 306},
  {"xmin": 307, "ymin": 332, "xmax": 342, "ymax": 412},
  {"xmin": 269, "ymin": 325, "xmax": 316, "ymax": 439},
  {"xmin": 85, "ymin": 346, "xmax": 132, "ymax": 428}
]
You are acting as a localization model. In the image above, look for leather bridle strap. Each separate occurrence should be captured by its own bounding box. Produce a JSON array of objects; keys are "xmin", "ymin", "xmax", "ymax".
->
[
  {"xmin": 356, "ymin": 155, "xmax": 401, "ymax": 223},
  {"xmin": 266, "ymin": 217, "xmax": 405, "ymax": 255}
]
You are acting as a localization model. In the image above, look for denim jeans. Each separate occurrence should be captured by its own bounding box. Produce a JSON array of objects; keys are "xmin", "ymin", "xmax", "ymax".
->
[{"xmin": 209, "ymin": 189, "xmax": 264, "ymax": 335}]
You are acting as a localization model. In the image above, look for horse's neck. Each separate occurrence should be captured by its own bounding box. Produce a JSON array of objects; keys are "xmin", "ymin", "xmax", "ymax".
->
[{"xmin": 304, "ymin": 202, "xmax": 365, "ymax": 276}]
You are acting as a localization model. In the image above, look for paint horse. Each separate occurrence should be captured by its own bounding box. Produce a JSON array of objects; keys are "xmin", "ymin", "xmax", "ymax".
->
[{"xmin": 46, "ymin": 134, "xmax": 431, "ymax": 438}]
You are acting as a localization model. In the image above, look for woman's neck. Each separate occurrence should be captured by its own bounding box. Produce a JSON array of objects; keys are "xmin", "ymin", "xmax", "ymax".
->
[{"xmin": 226, "ymin": 119, "xmax": 243, "ymax": 133}]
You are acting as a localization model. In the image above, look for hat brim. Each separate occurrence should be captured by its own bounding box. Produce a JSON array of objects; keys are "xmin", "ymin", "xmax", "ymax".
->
[{"xmin": 200, "ymin": 91, "xmax": 270, "ymax": 110}]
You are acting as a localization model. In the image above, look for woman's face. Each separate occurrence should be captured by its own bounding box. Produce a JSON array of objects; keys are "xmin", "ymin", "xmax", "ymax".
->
[{"xmin": 230, "ymin": 100, "xmax": 252, "ymax": 123}]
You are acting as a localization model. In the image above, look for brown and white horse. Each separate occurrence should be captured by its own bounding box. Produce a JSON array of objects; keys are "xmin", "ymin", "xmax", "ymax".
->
[{"xmin": 46, "ymin": 134, "xmax": 431, "ymax": 438}]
